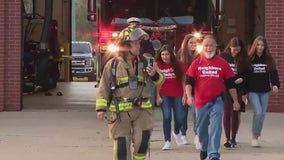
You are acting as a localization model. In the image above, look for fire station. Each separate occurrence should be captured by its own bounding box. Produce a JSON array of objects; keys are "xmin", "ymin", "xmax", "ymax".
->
[{"xmin": 0, "ymin": 0, "xmax": 283, "ymax": 112}]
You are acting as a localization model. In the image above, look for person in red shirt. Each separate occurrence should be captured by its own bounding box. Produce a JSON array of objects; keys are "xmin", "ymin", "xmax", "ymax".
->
[
  {"xmin": 177, "ymin": 34, "xmax": 200, "ymax": 147},
  {"xmin": 185, "ymin": 36, "xmax": 240, "ymax": 160},
  {"xmin": 156, "ymin": 45, "xmax": 187, "ymax": 150}
]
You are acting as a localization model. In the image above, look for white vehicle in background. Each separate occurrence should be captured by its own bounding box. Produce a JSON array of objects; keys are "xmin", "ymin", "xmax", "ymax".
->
[{"xmin": 71, "ymin": 41, "xmax": 96, "ymax": 81}]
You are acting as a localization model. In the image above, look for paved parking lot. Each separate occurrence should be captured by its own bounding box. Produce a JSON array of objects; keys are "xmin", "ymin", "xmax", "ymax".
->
[{"xmin": 0, "ymin": 82, "xmax": 283, "ymax": 160}]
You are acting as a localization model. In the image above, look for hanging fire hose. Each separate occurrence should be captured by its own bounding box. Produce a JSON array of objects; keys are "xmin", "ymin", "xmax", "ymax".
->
[{"xmin": 140, "ymin": 25, "xmax": 177, "ymax": 31}]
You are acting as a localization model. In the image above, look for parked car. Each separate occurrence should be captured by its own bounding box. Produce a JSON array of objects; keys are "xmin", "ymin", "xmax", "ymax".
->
[{"xmin": 71, "ymin": 41, "xmax": 96, "ymax": 81}]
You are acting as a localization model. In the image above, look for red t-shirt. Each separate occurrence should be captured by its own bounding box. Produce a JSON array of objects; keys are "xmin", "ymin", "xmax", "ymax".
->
[
  {"xmin": 157, "ymin": 61, "xmax": 187, "ymax": 97},
  {"xmin": 186, "ymin": 55, "xmax": 235, "ymax": 108}
]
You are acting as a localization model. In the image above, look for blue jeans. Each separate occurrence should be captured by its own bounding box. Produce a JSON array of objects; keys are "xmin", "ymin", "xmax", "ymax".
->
[
  {"xmin": 191, "ymin": 97, "xmax": 197, "ymax": 135},
  {"xmin": 196, "ymin": 96, "xmax": 224, "ymax": 159},
  {"xmin": 248, "ymin": 92, "xmax": 270, "ymax": 136},
  {"xmin": 181, "ymin": 99, "xmax": 197, "ymax": 136},
  {"xmin": 192, "ymin": 107, "xmax": 197, "ymax": 134},
  {"xmin": 180, "ymin": 105, "xmax": 189, "ymax": 136},
  {"xmin": 161, "ymin": 95, "xmax": 183, "ymax": 141}
]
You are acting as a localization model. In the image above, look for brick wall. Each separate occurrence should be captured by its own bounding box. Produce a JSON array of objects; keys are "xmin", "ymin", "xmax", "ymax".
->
[
  {"xmin": 0, "ymin": 1, "xmax": 22, "ymax": 111},
  {"xmin": 265, "ymin": 0, "xmax": 284, "ymax": 112}
]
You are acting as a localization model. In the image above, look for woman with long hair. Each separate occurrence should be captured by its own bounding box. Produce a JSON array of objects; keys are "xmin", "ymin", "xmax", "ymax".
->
[
  {"xmin": 247, "ymin": 35, "xmax": 280, "ymax": 147},
  {"xmin": 177, "ymin": 34, "xmax": 201, "ymax": 148},
  {"xmin": 220, "ymin": 37, "xmax": 251, "ymax": 148},
  {"xmin": 156, "ymin": 44, "xmax": 187, "ymax": 150}
]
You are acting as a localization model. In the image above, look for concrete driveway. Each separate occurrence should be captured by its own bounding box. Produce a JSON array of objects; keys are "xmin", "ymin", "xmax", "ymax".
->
[{"xmin": 0, "ymin": 82, "xmax": 283, "ymax": 160}]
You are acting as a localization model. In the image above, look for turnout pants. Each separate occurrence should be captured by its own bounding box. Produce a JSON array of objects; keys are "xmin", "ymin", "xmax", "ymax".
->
[{"xmin": 108, "ymin": 108, "xmax": 153, "ymax": 160}]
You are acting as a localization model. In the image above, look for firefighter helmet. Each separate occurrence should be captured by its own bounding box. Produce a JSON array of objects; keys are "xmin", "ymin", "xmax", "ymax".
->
[
  {"xmin": 127, "ymin": 17, "xmax": 142, "ymax": 24},
  {"xmin": 119, "ymin": 28, "xmax": 149, "ymax": 41}
]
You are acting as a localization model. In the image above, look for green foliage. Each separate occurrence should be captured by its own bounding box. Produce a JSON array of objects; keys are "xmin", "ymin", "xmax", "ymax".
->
[{"xmin": 75, "ymin": 0, "xmax": 96, "ymax": 44}]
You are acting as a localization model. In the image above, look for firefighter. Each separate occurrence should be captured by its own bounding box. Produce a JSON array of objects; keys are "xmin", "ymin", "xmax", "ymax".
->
[
  {"xmin": 119, "ymin": 17, "xmax": 142, "ymax": 40},
  {"xmin": 96, "ymin": 27, "xmax": 164, "ymax": 160},
  {"xmin": 127, "ymin": 17, "xmax": 141, "ymax": 26}
]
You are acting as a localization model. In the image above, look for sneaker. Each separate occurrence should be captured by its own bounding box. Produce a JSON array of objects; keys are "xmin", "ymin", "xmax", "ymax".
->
[
  {"xmin": 181, "ymin": 135, "xmax": 189, "ymax": 145},
  {"xmin": 235, "ymin": 134, "xmax": 239, "ymax": 143},
  {"xmin": 194, "ymin": 135, "xmax": 199, "ymax": 144},
  {"xmin": 195, "ymin": 141, "xmax": 201, "ymax": 150},
  {"xmin": 230, "ymin": 139, "xmax": 237, "ymax": 148},
  {"xmin": 194, "ymin": 135, "xmax": 201, "ymax": 150},
  {"xmin": 172, "ymin": 131, "xmax": 183, "ymax": 146},
  {"xmin": 224, "ymin": 140, "xmax": 232, "ymax": 148},
  {"xmin": 200, "ymin": 151, "xmax": 207, "ymax": 160},
  {"xmin": 251, "ymin": 139, "xmax": 260, "ymax": 147},
  {"xmin": 162, "ymin": 141, "xmax": 171, "ymax": 150}
]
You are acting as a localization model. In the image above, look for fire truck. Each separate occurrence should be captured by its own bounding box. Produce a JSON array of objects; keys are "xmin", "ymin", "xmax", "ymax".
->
[{"xmin": 87, "ymin": 0, "xmax": 223, "ymax": 82}]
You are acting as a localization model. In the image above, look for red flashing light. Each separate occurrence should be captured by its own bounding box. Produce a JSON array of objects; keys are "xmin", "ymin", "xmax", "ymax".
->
[
  {"xmin": 100, "ymin": 32, "xmax": 112, "ymax": 39},
  {"xmin": 97, "ymin": 25, "xmax": 126, "ymax": 44},
  {"xmin": 89, "ymin": 31, "xmax": 112, "ymax": 43},
  {"xmin": 98, "ymin": 32, "xmax": 113, "ymax": 43}
]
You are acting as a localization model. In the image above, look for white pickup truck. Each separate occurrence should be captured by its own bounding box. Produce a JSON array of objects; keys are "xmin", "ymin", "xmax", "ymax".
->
[{"xmin": 71, "ymin": 41, "xmax": 96, "ymax": 81}]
